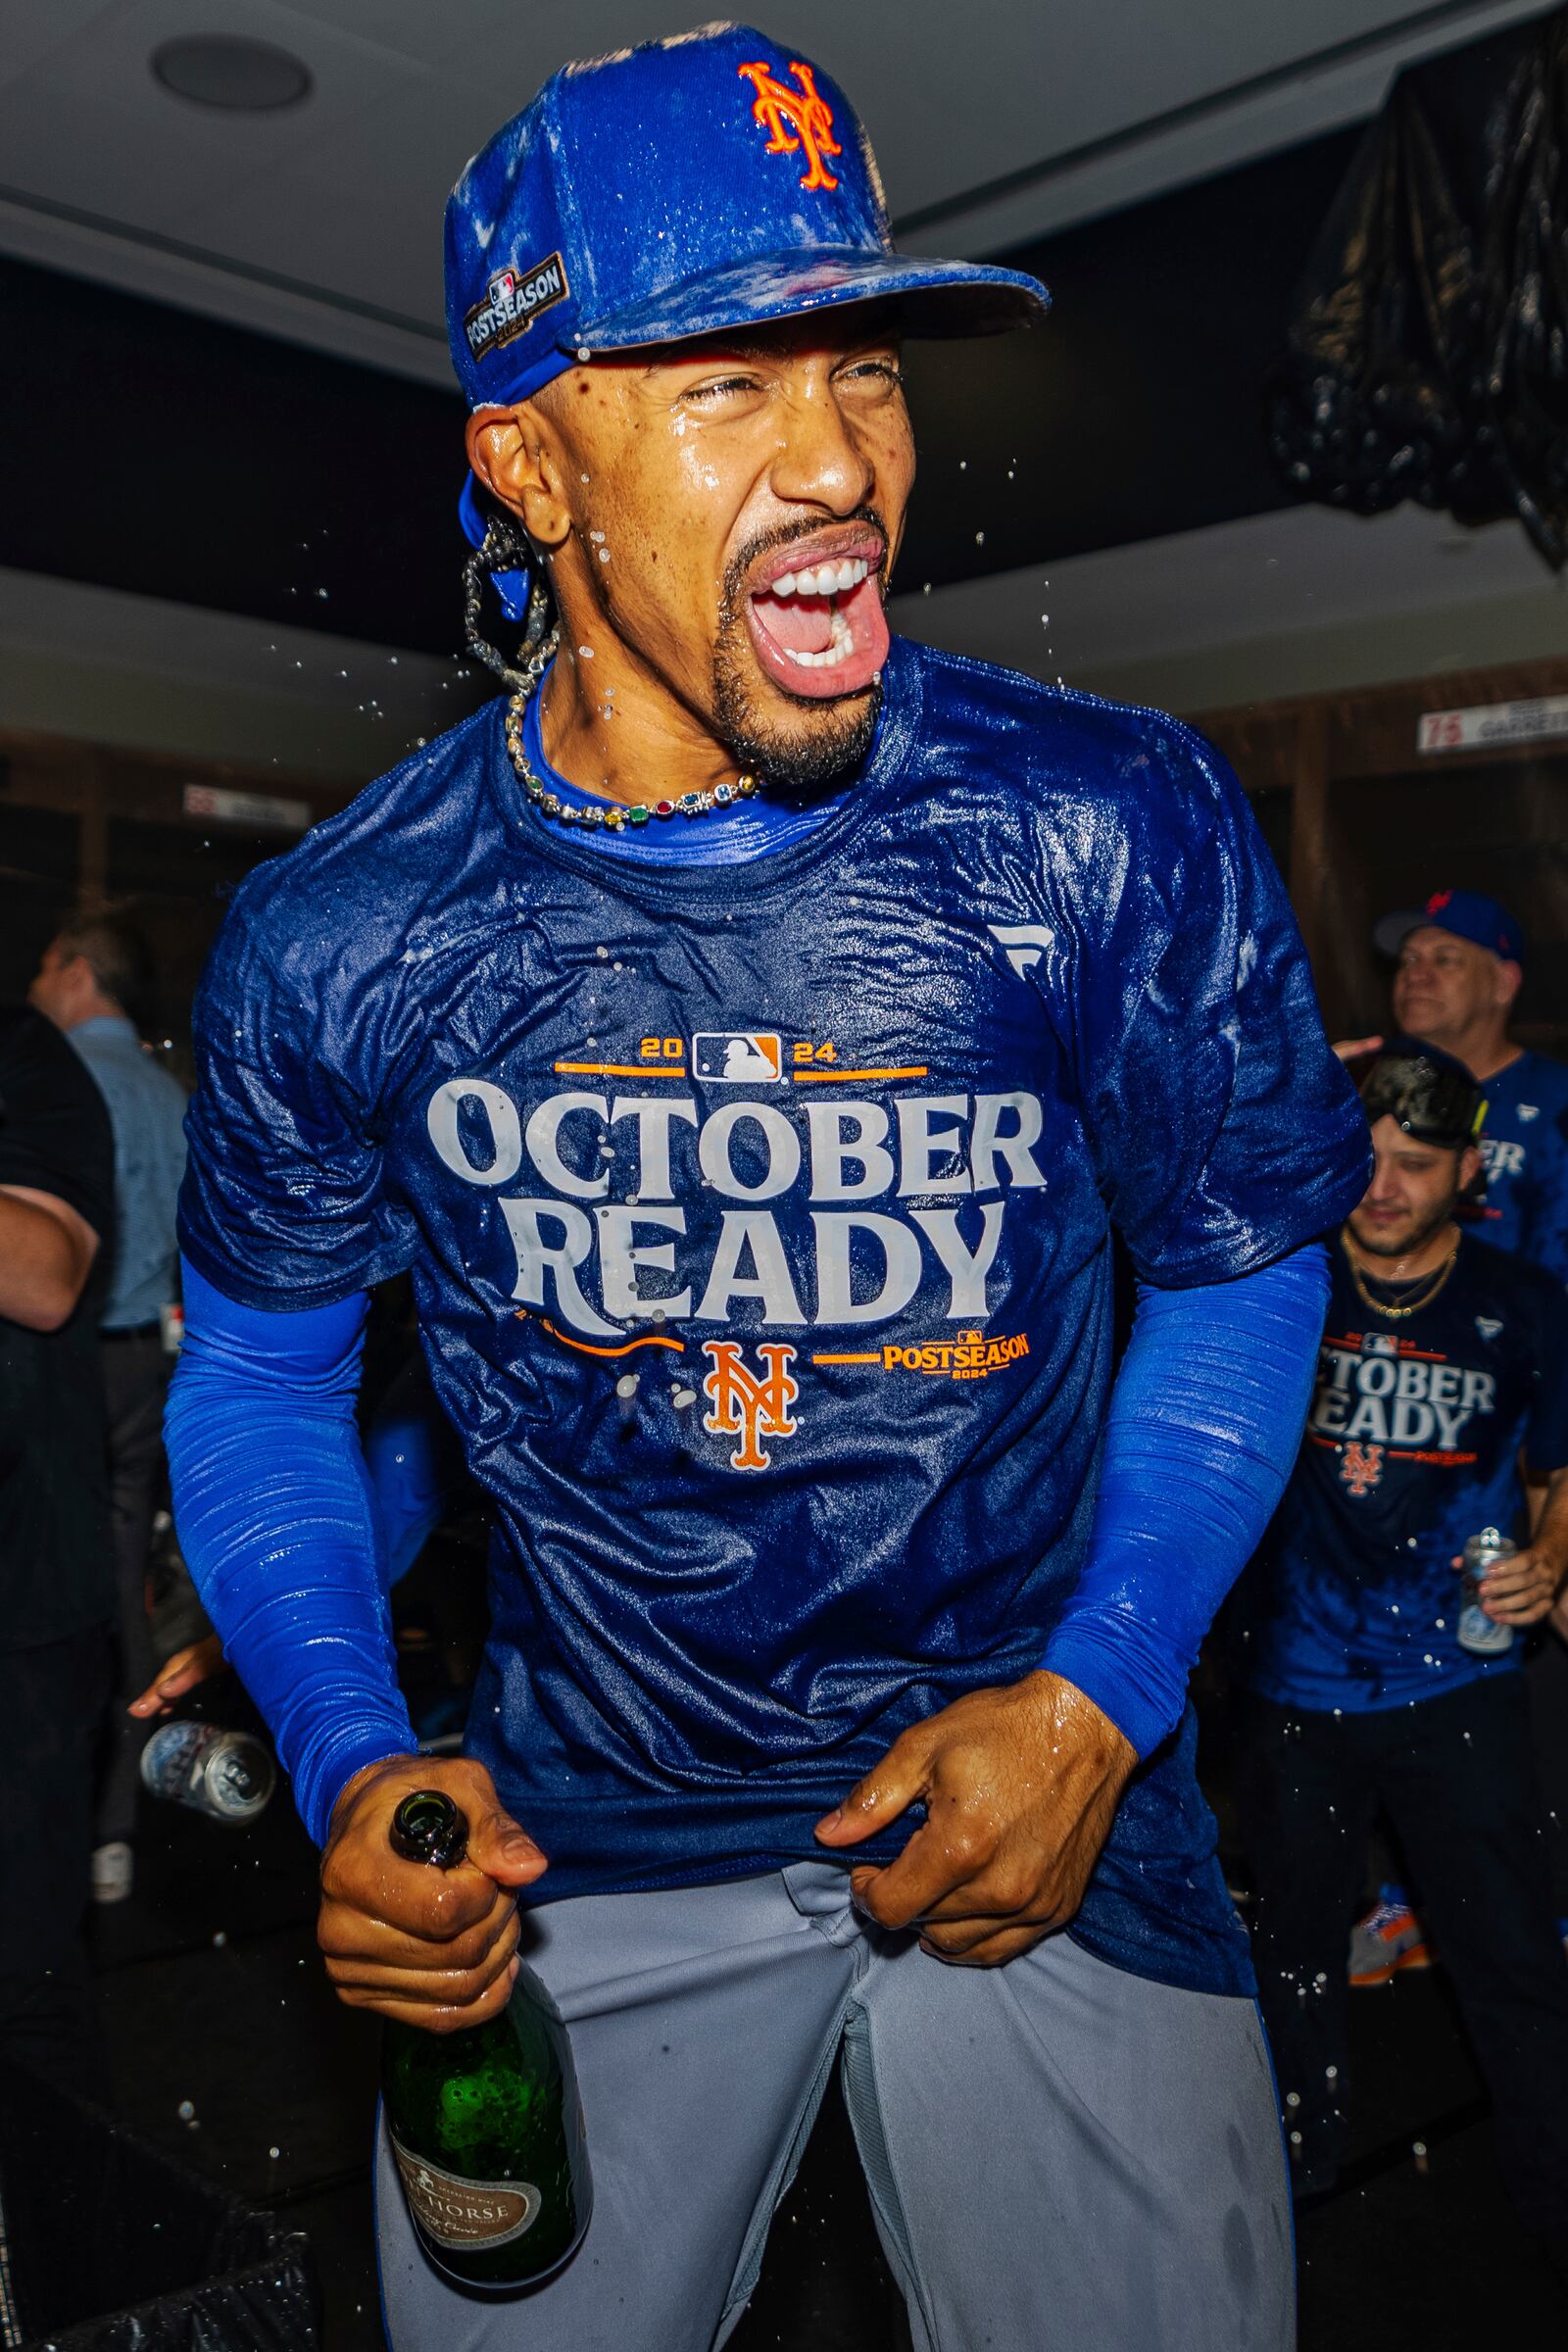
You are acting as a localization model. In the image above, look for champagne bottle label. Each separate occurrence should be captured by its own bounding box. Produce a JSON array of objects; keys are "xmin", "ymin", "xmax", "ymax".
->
[{"xmin": 390, "ymin": 2136, "xmax": 541, "ymax": 2250}]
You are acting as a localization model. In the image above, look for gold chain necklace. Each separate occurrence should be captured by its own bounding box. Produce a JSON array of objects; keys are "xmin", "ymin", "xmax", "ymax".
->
[{"xmin": 1342, "ymin": 1230, "xmax": 1460, "ymax": 1321}]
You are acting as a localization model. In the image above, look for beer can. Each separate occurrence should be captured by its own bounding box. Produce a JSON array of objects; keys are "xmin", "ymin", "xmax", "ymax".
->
[
  {"xmin": 1456, "ymin": 1528, "xmax": 1516, "ymax": 1657},
  {"xmin": 140, "ymin": 1721, "xmax": 276, "ymax": 1824}
]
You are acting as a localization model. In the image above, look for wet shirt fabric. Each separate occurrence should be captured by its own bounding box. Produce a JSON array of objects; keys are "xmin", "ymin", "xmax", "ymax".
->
[
  {"xmin": 1473, "ymin": 1050, "xmax": 1568, "ymax": 1286},
  {"xmin": 1236, "ymin": 1235, "xmax": 1568, "ymax": 1714},
  {"xmin": 177, "ymin": 636, "xmax": 1369, "ymax": 1994}
]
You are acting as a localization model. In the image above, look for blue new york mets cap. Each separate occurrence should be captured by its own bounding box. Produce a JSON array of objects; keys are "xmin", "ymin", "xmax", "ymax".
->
[
  {"xmin": 1374, "ymin": 889, "xmax": 1527, "ymax": 967},
  {"xmin": 444, "ymin": 21, "xmax": 1050, "ymax": 423}
]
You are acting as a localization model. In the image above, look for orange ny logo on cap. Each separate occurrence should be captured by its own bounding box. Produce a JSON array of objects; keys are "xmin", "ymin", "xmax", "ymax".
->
[
  {"xmin": 738, "ymin": 59, "xmax": 842, "ymax": 191},
  {"xmin": 702, "ymin": 1340, "xmax": 800, "ymax": 1472}
]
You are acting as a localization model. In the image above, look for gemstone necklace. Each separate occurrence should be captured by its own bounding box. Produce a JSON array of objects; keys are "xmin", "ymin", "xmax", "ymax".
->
[{"xmin": 504, "ymin": 691, "xmax": 759, "ymax": 832}]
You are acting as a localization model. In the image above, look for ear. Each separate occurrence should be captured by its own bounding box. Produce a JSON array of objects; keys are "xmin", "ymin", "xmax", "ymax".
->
[
  {"xmin": 1494, "ymin": 957, "xmax": 1522, "ymax": 1012},
  {"xmin": 465, "ymin": 408, "xmax": 572, "ymax": 553},
  {"xmin": 1459, "ymin": 1142, "xmax": 1484, "ymax": 1194}
]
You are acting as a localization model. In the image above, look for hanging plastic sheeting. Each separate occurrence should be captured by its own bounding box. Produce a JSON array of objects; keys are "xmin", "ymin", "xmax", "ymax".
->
[
  {"xmin": 1267, "ymin": 77, "xmax": 1488, "ymax": 520},
  {"xmin": 0, "ymin": 2065, "xmax": 319, "ymax": 2351},
  {"xmin": 1270, "ymin": 8, "xmax": 1568, "ymax": 570},
  {"xmin": 1480, "ymin": 13, "xmax": 1568, "ymax": 567}
]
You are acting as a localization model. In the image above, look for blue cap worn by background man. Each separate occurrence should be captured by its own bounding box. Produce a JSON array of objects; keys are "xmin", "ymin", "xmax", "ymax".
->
[{"xmin": 1375, "ymin": 888, "xmax": 1527, "ymax": 967}]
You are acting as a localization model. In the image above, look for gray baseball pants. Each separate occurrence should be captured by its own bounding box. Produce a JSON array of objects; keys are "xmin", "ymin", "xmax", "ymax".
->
[{"xmin": 375, "ymin": 1860, "xmax": 1294, "ymax": 2352}]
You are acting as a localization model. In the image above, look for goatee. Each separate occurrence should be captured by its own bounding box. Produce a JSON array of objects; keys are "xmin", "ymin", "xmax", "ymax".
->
[{"xmin": 710, "ymin": 516, "xmax": 885, "ymax": 800}]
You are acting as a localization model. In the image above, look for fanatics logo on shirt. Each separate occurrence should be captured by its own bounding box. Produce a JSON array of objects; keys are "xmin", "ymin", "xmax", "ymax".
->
[{"xmin": 987, "ymin": 921, "xmax": 1054, "ymax": 978}]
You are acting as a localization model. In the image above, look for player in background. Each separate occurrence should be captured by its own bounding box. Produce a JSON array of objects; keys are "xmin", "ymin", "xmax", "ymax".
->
[
  {"xmin": 1233, "ymin": 1041, "xmax": 1568, "ymax": 2272},
  {"xmin": 28, "ymin": 912, "xmax": 188, "ymax": 1905},
  {"xmin": 1336, "ymin": 890, "xmax": 1568, "ymax": 1969},
  {"xmin": 1336, "ymin": 890, "xmax": 1568, "ymax": 1286},
  {"xmin": 165, "ymin": 27, "xmax": 1369, "ymax": 2350}
]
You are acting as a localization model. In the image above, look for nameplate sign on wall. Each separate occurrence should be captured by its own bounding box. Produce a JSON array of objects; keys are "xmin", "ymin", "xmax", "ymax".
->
[
  {"xmin": 1417, "ymin": 696, "xmax": 1568, "ymax": 756},
  {"xmin": 183, "ymin": 783, "xmax": 312, "ymax": 832}
]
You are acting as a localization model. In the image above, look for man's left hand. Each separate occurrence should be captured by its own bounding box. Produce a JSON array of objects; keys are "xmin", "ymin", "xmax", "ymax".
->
[
  {"xmin": 813, "ymin": 1671, "xmax": 1137, "ymax": 1967},
  {"xmin": 1458, "ymin": 1543, "xmax": 1568, "ymax": 1627}
]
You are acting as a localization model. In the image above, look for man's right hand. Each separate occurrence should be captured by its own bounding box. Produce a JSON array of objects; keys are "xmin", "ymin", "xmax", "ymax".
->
[{"xmin": 318, "ymin": 1754, "xmax": 546, "ymax": 2034}]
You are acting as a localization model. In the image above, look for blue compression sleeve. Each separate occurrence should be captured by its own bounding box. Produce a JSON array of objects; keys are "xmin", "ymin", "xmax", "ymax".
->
[
  {"xmin": 165, "ymin": 1257, "xmax": 416, "ymax": 1844},
  {"xmin": 1042, "ymin": 1242, "xmax": 1330, "ymax": 1759}
]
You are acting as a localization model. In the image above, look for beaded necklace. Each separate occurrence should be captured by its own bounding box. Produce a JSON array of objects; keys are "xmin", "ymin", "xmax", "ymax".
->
[{"xmin": 503, "ymin": 690, "xmax": 759, "ymax": 833}]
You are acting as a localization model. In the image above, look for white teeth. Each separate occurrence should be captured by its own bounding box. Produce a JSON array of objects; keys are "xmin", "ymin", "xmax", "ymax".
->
[{"xmin": 762, "ymin": 556, "xmax": 869, "ymax": 599}]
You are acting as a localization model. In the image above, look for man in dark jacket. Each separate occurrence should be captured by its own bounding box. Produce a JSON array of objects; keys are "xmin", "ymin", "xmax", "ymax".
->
[{"xmin": 0, "ymin": 1004, "xmax": 115, "ymax": 2090}]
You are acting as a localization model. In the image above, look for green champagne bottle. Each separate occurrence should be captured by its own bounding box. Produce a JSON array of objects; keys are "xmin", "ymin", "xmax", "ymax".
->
[{"xmin": 382, "ymin": 1789, "xmax": 592, "ymax": 2289}]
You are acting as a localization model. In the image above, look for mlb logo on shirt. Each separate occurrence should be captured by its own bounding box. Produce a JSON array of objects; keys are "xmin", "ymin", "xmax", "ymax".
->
[
  {"xmin": 1361, "ymin": 1332, "xmax": 1396, "ymax": 1356},
  {"xmin": 692, "ymin": 1032, "xmax": 782, "ymax": 1083}
]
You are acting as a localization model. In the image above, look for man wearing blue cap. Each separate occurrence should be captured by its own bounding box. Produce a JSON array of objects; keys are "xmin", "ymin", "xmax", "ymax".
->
[
  {"xmin": 1233, "ymin": 1041, "xmax": 1568, "ymax": 2248},
  {"xmin": 1339, "ymin": 896, "xmax": 1568, "ymax": 1979},
  {"xmin": 166, "ymin": 26, "xmax": 1370, "ymax": 2349},
  {"xmin": 1341, "ymin": 888, "xmax": 1568, "ymax": 1288}
]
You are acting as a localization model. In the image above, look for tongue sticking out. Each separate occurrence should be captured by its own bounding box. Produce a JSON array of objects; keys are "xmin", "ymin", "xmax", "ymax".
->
[
  {"xmin": 750, "ymin": 591, "xmax": 838, "ymax": 656},
  {"xmin": 746, "ymin": 570, "xmax": 889, "ymax": 701}
]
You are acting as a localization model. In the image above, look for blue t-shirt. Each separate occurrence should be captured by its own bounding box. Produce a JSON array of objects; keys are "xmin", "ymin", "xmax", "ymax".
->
[
  {"xmin": 178, "ymin": 636, "xmax": 1368, "ymax": 1995},
  {"xmin": 1474, "ymin": 1049, "xmax": 1568, "ymax": 1287},
  {"xmin": 1236, "ymin": 1234, "xmax": 1568, "ymax": 1713},
  {"xmin": 67, "ymin": 1014, "xmax": 188, "ymax": 1330}
]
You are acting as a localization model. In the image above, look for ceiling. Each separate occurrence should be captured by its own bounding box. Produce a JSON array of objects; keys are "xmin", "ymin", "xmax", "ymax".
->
[{"xmin": 0, "ymin": 0, "xmax": 1555, "ymax": 385}]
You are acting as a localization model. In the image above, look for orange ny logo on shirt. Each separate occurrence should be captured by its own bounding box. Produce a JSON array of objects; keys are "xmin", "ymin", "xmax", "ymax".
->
[
  {"xmin": 737, "ymin": 59, "xmax": 842, "ymax": 190},
  {"xmin": 702, "ymin": 1341, "xmax": 800, "ymax": 1471},
  {"xmin": 1340, "ymin": 1442, "xmax": 1386, "ymax": 1496}
]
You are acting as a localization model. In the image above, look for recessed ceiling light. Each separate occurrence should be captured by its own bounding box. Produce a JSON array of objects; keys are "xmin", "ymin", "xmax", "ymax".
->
[{"xmin": 151, "ymin": 35, "xmax": 312, "ymax": 113}]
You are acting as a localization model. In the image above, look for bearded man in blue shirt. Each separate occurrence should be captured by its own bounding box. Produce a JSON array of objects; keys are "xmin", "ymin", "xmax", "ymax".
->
[
  {"xmin": 1233, "ymin": 1042, "xmax": 1568, "ymax": 2258},
  {"xmin": 167, "ymin": 27, "xmax": 1369, "ymax": 2351}
]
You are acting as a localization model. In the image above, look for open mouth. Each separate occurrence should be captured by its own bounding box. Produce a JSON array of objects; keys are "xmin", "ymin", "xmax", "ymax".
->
[{"xmin": 744, "ymin": 535, "xmax": 890, "ymax": 701}]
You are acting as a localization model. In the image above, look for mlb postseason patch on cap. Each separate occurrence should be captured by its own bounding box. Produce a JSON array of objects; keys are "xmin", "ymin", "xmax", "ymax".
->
[{"xmin": 464, "ymin": 252, "xmax": 569, "ymax": 365}]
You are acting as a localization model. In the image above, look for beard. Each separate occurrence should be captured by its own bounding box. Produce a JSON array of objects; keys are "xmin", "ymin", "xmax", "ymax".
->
[
  {"xmin": 710, "ymin": 513, "xmax": 887, "ymax": 799},
  {"xmin": 1348, "ymin": 1197, "xmax": 1457, "ymax": 1261}
]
